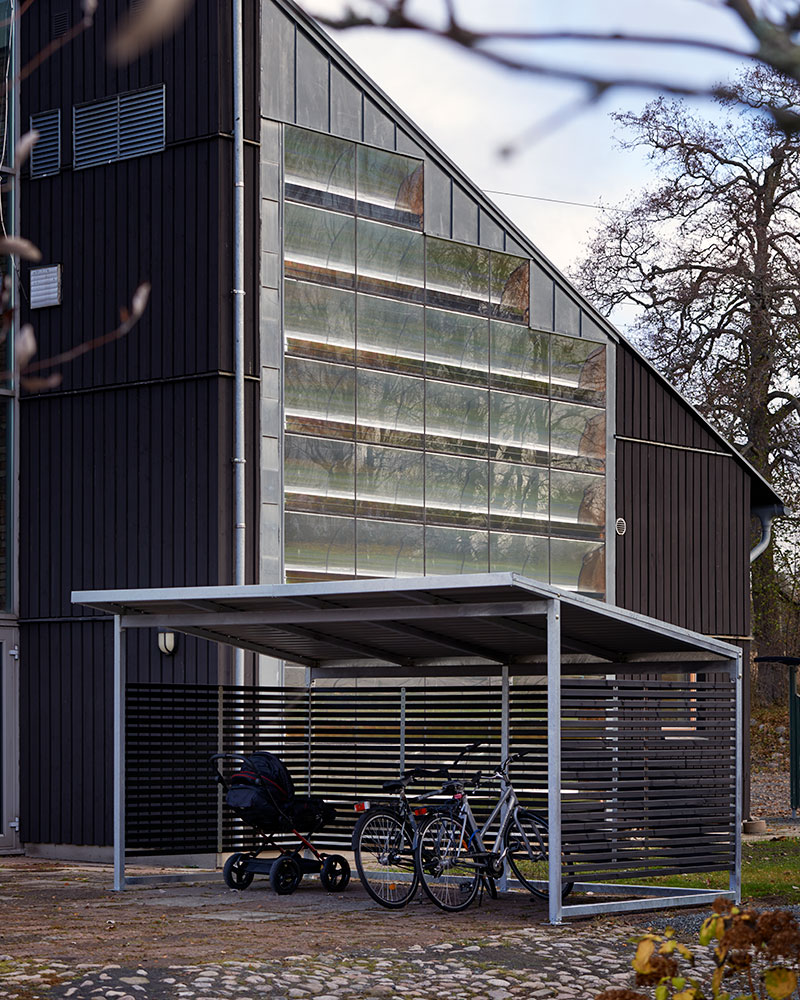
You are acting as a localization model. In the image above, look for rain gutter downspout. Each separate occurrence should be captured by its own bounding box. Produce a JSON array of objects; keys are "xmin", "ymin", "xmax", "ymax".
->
[
  {"xmin": 750, "ymin": 504, "xmax": 787, "ymax": 563},
  {"xmin": 232, "ymin": 0, "xmax": 246, "ymax": 687}
]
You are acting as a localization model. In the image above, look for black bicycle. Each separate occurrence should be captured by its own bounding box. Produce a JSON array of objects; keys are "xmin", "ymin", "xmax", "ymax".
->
[{"xmin": 351, "ymin": 742, "xmax": 484, "ymax": 908}]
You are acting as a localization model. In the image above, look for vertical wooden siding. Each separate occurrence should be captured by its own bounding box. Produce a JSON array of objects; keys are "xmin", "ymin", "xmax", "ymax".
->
[{"xmin": 615, "ymin": 345, "xmax": 751, "ymax": 637}]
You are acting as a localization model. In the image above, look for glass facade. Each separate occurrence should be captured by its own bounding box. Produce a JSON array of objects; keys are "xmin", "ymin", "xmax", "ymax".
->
[{"xmin": 282, "ymin": 125, "xmax": 607, "ymax": 596}]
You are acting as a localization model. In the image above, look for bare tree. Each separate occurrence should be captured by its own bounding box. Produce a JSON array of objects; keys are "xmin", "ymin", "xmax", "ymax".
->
[
  {"xmin": 572, "ymin": 67, "xmax": 800, "ymax": 678},
  {"xmin": 301, "ymin": 0, "xmax": 800, "ymax": 137}
]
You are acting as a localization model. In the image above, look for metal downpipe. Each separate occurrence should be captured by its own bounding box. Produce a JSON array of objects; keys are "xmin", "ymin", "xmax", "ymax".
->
[
  {"xmin": 232, "ymin": 0, "xmax": 246, "ymax": 687},
  {"xmin": 750, "ymin": 504, "xmax": 787, "ymax": 563}
]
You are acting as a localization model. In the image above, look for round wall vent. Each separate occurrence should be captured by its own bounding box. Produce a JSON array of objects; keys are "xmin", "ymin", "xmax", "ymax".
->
[{"xmin": 615, "ymin": 517, "xmax": 627, "ymax": 536}]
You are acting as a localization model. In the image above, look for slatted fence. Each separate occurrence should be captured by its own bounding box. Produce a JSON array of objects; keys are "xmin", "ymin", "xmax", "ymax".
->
[{"xmin": 126, "ymin": 672, "xmax": 736, "ymax": 886}]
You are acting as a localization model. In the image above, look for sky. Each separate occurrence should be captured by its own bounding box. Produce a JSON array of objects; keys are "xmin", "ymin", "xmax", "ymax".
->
[{"xmin": 300, "ymin": 0, "xmax": 758, "ymax": 275}]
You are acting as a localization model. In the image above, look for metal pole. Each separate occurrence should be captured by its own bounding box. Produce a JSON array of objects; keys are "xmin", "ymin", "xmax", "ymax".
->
[
  {"xmin": 731, "ymin": 653, "xmax": 742, "ymax": 901},
  {"xmin": 500, "ymin": 665, "xmax": 510, "ymax": 892},
  {"xmin": 547, "ymin": 599, "xmax": 562, "ymax": 923},
  {"xmin": 232, "ymin": 0, "xmax": 246, "ymax": 688},
  {"xmin": 113, "ymin": 616, "xmax": 126, "ymax": 891},
  {"xmin": 399, "ymin": 687, "xmax": 406, "ymax": 775}
]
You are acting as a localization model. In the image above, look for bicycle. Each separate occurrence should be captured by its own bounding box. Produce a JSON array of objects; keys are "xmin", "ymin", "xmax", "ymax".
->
[
  {"xmin": 351, "ymin": 742, "xmax": 485, "ymax": 909},
  {"xmin": 413, "ymin": 751, "xmax": 575, "ymax": 912}
]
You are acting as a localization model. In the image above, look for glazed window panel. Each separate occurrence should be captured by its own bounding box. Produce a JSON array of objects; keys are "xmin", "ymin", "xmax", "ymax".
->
[
  {"xmin": 490, "ymin": 321, "xmax": 548, "ymax": 394},
  {"xmin": 357, "ymin": 369, "xmax": 424, "ymax": 448},
  {"xmin": 356, "ymin": 443, "xmax": 424, "ymax": 519},
  {"xmin": 425, "ymin": 453, "xmax": 488, "ymax": 525},
  {"xmin": 356, "ymin": 218, "xmax": 424, "ymax": 299},
  {"xmin": 549, "ymin": 469, "xmax": 605, "ymax": 535},
  {"xmin": 425, "ymin": 525, "xmax": 489, "ymax": 575},
  {"xmin": 490, "ymin": 461, "xmax": 549, "ymax": 529},
  {"xmin": 551, "ymin": 335, "xmax": 606, "ymax": 405},
  {"xmin": 284, "ymin": 357, "xmax": 355, "ymax": 438},
  {"xmin": 425, "ymin": 381, "xmax": 488, "ymax": 457},
  {"xmin": 284, "ymin": 279, "xmax": 355, "ymax": 363},
  {"xmin": 284, "ymin": 126, "xmax": 355, "ymax": 213},
  {"xmin": 357, "ymin": 145, "xmax": 424, "ymax": 229},
  {"xmin": 550, "ymin": 536, "xmax": 605, "ymax": 596},
  {"xmin": 284, "ymin": 435, "xmax": 355, "ymax": 515},
  {"xmin": 550, "ymin": 401, "xmax": 606, "ymax": 472},
  {"xmin": 356, "ymin": 293, "xmax": 425, "ymax": 376},
  {"xmin": 425, "ymin": 308, "xmax": 488, "ymax": 385},
  {"xmin": 490, "ymin": 532, "xmax": 548, "ymax": 578},
  {"xmin": 284, "ymin": 512, "xmax": 355, "ymax": 578},
  {"xmin": 489, "ymin": 391, "xmax": 550, "ymax": 462},
  {"xmin": 284, "ymin": 203, "xmax": 355, "ymax": 287},
  {"xmin": 426, "ymin": 238, "xmax": 489, "ymax": 315},
  {"xmin": 357, "ymin": 518, "xmax": 424, "ymax": 577},
  {"xmin": 491, "ymin": 252, "xmax": 529, "ymax": 324}
]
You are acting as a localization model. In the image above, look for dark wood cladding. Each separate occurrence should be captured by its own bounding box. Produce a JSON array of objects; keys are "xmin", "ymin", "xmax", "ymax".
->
[
  {"xmin": 617, "ymin": 343, "xmax": 725, "ymax": 452},
  {"xmin": 19, "ymin": 623, "xmax": 220, "ymax": 847},
  {"xmin": 616, "ymin": 345, "xmax": 751, "ymax": 637}
]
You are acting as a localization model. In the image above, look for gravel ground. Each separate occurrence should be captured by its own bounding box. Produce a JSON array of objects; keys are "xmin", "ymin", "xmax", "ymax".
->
[{"xmin": 751, "ymin": 771, "xmax": 795, "ymax": 819}]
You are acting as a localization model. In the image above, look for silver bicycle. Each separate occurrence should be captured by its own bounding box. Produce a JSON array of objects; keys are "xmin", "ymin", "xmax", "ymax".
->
[{"xmin": 413, "ymin": 750, "xmax": 575, "ymax": 912}]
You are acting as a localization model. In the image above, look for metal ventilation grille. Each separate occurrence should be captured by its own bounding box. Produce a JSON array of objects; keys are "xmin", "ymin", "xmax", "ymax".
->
[
  {"xmin": 73, "ymin": 85, "xmax": 165, "ymax": 170},
  {"xmin": 29, "ymin": 109, "xmax": 61, "ymax": 178},
  {"xmin": 51, "ymin": 10, "xmax": 70, "ymax": 38}
]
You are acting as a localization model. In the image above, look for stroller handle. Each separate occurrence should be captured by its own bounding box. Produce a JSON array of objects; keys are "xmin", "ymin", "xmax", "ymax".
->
[{"xmin": 210, "ymin": 751, "xmax": 255, "ymax": 791}]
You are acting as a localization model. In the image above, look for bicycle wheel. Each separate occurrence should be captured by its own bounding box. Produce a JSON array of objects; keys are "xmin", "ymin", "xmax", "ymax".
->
[
  {"xmin": 414, "ymin": 813, "xmax": 480, "ymax": 912},
  {"xmin": 504, "ymin": 810, "xmax": 574, "ymax": 901},
  {"xmin": 353, "ymin": 808, "xmax": 418, "ymax": 909}
]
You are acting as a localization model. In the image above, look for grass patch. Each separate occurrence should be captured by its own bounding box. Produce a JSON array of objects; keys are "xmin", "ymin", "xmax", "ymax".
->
[{"xmin": 592, "ymin": 839, "xmax": 800, "ymax": 904}]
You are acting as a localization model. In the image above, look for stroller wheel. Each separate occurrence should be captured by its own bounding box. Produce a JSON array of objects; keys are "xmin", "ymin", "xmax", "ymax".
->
[
  {"xmin": 223, "ymin": 853, "xmax": 254, "ymax": 891},
  {"xmin": 320, "ymin": 854, "xmax": 351, "ymax": 892},
  {"xmin": 270, "ymin": 854, "xmax": 302, "ymax": 895}
]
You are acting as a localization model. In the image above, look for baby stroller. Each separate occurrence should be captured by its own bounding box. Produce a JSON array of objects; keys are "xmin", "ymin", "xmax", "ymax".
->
[{"xmin": 211, "ymin": 751, "xmax": 350, "ymax": 895}]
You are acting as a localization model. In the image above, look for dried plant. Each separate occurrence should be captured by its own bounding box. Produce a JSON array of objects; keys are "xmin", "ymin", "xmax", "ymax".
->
[{"xmin": 597, "ymin": 900, "xmax": 800, "ymax": 1000}]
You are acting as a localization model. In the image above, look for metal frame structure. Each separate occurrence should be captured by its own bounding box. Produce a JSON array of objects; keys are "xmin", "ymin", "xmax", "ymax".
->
[{"xmin": 73, "ymin": 572, "xmax": 743, "ymax": 923}]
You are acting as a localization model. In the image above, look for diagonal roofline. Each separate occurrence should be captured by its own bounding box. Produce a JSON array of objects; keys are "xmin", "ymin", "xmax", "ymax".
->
[{"xmin": 273, "ymin": 0, "xmax": 783, "ymax": 510}]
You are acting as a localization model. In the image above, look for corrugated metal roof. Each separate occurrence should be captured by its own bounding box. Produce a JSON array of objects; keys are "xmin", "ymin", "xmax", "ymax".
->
[{"xmin": 73, "ymin": 572, "xmax": 740, "ymax": 673}]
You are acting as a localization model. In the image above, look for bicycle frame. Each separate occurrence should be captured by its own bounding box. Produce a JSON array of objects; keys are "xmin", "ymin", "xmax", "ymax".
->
[{"xmin": 447, "ymin": 769, "xmax": 523, "ymax": 872}]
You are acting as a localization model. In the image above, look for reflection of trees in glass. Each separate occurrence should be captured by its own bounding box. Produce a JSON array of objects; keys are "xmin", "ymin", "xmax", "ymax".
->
[
  {"xmin": 285, "ymin": 280, "xmax": 355, "ymax": 352},
  {"xmin": 491, "ymin": 254, "xmax": 529, "ymax": 323},
  {"xmin": 284, "ymin": 203, "xmax": 355, "ymax": 282},
  {"xmin": 550, "ymin": 470, "xmax": 604, "ymax": 526},
  {"xmin": 490, "ymin": 462, "xmax": 548, "ymax": 520},
  {"xmin": 284, "ymin": 435, "xmax": 354, "ymax": 499},
  {"xmin": 357, "ymin": 146, "xmax": 423, "ymax": 227},
  {"xmin": 490, "ymin": 321, "xmax": 548, "ymax": 389},
  {"xmin": 550, "ymin": 401, "xmax": 605, "ymax": 466},
  {"xmin": 284, "ymin": 127, "xmax": 355, "ymax": 204},
  {"xmin": 357, "ymin": 519, "xmax": 424, "ymax": 577},
  {"xmin": 551, "ymin": 335, "xmax": 606, "ymax": 403},
  {"xmin": 425, "ymin": 526, "xmax": 489, "ymax": 574},
  {"xmin": 425, "ymin": 453, "xmax": 488, "ymax": 516},
  {"xmin": 284, "ymin": 358, "xmax": 355, "ymax": 428},
  {"xmin": 490, "ymin": 391, "xmax": 549, "ymax": 456},
  {"xmin": 357, "ymin": 219, "xmax": 424, "ymax": 293},
  {"xmin": 356, "ymin": 444, "xmax": 424, "ymax": 508},
  {"xmin": 426, "ymin": 381, "xmax": 488, "ymax": 453},
  {"xmin": 284, "ymin": 512, "xmax": 355, "ymax": 575},
  {"xmin": 490, "ymin": 532, "xmax": 548, "ymax": 578},
  {"xmin": 550, "ymin": 537, "xmax": 604, "ymax": 594},
  {"xmin": 356, "ymin": 293, "xmax": 424, "ymax": 370},
  {"xmin": 425, "ymin": 307, "xmax": 488, "ymax": 381},
  {"xmin": 426, "ymin": 238, "xmax": 489, "ymax": 311},
  {"xmin": 356, "ymin": 369, "xmax": 424, "ymax": 444}
]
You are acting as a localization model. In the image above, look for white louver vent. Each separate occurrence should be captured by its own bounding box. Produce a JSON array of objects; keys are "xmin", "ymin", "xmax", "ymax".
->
[
  {"xmin": 29, "ymin": 109, "xmax": 61, "ymax": 178},
  {"xmin": 30, "ymin": 265, "xmax": 62, "ymax": 309},
  {"xmin": 73, "ymin": 86, "xmax": 165, "ymax": 170}
]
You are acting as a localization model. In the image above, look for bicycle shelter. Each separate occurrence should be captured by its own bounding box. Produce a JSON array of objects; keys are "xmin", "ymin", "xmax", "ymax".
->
[{"xmin": 74, "ymin": 572, "xmax": 742, "ymax": 924}]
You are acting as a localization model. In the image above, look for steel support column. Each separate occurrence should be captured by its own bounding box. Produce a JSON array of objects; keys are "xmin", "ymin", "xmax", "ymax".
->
[
  {"xmin": 547, "ymin": 599, "xmax": 562, "ymax": 923},
  {"xmin": 113, "ymin": 616, "xmax": 126, "ymax": 891},
  {"xmin": 732, "ymin": 651, "xmax": 743, "ymax": 901}
]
